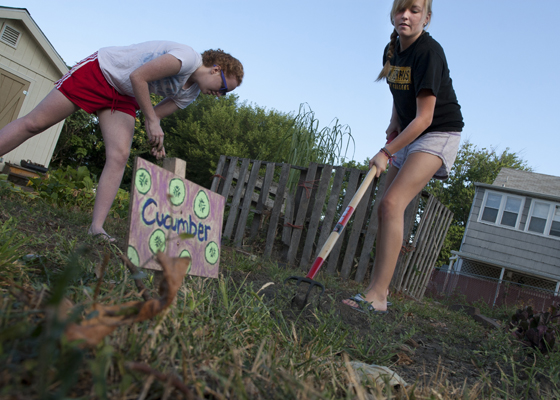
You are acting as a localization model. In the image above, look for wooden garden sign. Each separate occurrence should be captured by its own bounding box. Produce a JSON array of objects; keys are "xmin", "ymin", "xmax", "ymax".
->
[{"xmin": 126, "ymin": 157, "xmax": 225, "ymax": 278}]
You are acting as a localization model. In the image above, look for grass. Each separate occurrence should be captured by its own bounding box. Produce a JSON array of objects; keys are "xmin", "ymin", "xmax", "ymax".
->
[{"xmin": 1, "ymin": 186, "xmax": 560, "ymax": 399}]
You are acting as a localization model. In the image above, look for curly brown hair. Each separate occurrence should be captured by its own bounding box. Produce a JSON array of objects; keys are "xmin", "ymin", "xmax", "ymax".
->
[{"xmin": 201, "ymin": 49, "xmax": 244, "ymax": 86}]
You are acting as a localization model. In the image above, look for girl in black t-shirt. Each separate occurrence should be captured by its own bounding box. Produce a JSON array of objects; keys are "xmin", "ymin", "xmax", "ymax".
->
[{"xmin": 343, "ymin": 0, "xmax": 463, "ymax": 314}]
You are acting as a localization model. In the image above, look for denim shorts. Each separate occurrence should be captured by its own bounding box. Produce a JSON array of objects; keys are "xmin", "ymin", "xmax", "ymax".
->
[{"xmin": 391, "ymin": 131, "xmax": 461, "ymax": 180}]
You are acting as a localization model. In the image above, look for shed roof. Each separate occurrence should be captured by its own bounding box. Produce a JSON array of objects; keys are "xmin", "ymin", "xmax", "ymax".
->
[
  {"xmin": 492, "ymin": 168, "xmax": 560, "ymax": 197},
  {"xmin": 0, "ymin": 6, "xmax": 67, "ymax": 75}
]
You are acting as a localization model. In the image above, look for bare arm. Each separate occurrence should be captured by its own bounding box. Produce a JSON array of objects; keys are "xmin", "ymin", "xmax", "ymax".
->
[
  {"xmin": 369, "ymin": 89, "xmax": 436, "ymax": 175},
  {"xmin": 129, "ymin": 54, "xmax": 182, "ymax": 158},
  {"xmin": 385, "ymin": 103, "xmax": 401, "ymax": 139},
  {"xmin": 154, "ymin": 98, "xmax": 180, "ymax": 120}
]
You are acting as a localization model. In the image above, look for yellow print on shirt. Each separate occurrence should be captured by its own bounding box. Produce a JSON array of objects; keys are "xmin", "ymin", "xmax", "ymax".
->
[{"xmin": 387, "ymin": 65, "xmax": 410, "ymax": 91}]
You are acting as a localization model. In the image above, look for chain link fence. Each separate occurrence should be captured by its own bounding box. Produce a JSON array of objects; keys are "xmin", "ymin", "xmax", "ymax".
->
[{"xmin": 426, "ymin": 267, "xmax": 560, "ymax": 312}]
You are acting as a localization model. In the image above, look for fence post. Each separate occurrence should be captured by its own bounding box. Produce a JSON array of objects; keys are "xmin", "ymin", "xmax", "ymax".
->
[
  {"xmin": 340, "ymin": 174, "xmax": 377, "ymax": 280},
  {"xmin": 392, "ymin": 193, "xmax": 423, "ymax": 291},
  {"xmin": 210, "ymin": 155, "xmax": 226, "ymax": 192},
  {"xmin": 223, "ymin": 158, "xmax": 250, "ymax": 240},
  {"xmin": 492, "ymin": 267, "xmax": 505, "ymax": 307},
  {"xmin": 233, "ymin": 160, "xmax": 262, "ymax": 248},
  {"xmin": 287, "ymin": 163, "xmax": 318, "ymax": 265},
  {"xmin": 326, "ymin": 168, "xmax": 361, "ymax": 275},
  {"xmin": 163, "ymin": 157, "xmax": 187, "ymax": 179},
  {"xmin": 315, "ymin": 166, "xmax": 346, "ymax": 260},
  {"xmin": 299, "ymin": 164, "xmax": 333, "ymax": 269},
  {"xmin": 249, "ymin": 162, "xmax": 276, "ymax": 240},
  {"xmin": 264, "ymin": 163, "xmax": 291, "ymax": 259},
  {"xmin": 442, "ymin": 255, "xmax": 458, "ymax": 293},
  {"xmin": 355, "ymin": 173, "xmax": 387, "ymax": 283}
]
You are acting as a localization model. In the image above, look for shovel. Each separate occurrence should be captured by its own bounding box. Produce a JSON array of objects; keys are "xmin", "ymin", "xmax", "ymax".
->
[
  {"xmin": 285, "ymin": 132, "xmax": 397, "ymax": 309},
  {"xmin": 285, "ymin": 165, "xmax": 379, "ymax": 308}
]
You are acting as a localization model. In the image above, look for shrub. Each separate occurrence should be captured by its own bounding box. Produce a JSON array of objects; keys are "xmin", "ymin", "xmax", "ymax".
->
[
  {"xmin": 0, "ymin": 174, "xmax": 36, "ymax": 198},
  {"xmin": 510, "ymin": 305, "xmax": 560, "ymax": 353},
  {"xmin": 28, "ymin": 166, "xmax": 129, "ymax": 218}
]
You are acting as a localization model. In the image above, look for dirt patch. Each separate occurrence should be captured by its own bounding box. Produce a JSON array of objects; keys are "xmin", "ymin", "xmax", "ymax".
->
[
  {"xmin": 1, "ymin": 193, "xmax": 545, "ymax": 396},
  {"xmin": 223, "ymin": 258, "xmax": 502, "ymax": 389}
]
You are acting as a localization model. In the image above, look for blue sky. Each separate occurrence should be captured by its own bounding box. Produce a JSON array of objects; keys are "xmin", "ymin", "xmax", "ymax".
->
[{"xmin": 6, "ymin": 0, "xmax": 560, "ymax": 177}]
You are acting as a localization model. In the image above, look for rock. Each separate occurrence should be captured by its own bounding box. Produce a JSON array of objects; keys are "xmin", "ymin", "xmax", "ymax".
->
[
  {"xmin": 473, "ymin": 314, "xmax": 501, "ymax": 330},
  {"xmin": 449, "ymin": 304, "xmax": 480, "ymax": 316},
  {"xmin": 448, "ymin": 304, "xmax": 501, "ymax": 329},
  {"xmin": 349, "ymin": 362, "xmax": 407, "ymax": 387}
]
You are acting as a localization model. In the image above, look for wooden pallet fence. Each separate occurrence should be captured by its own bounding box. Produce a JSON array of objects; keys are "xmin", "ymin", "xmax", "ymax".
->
[
  {"xmin": 211, "ymin": 155, "xmax": 440, "ymax": 283},
  {"xmin": 393, "ymin": 192, "xmax": 454, "ymax": 299}
]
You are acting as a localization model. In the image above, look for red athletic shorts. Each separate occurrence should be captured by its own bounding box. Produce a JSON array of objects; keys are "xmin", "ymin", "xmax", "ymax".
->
[{"xmin": 55, "ymin": 52, "xmax": 139, "ymax": 117}]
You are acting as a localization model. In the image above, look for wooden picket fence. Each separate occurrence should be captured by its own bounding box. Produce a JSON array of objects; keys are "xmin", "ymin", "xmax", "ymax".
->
[{"xmin": 211, "ymin": 155, "xmax": 453, "ymax": 295}]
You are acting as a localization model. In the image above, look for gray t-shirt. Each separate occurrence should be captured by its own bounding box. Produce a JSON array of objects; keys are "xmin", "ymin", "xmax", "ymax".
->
[{"xmin": 98, "ymin": 41, "xmax": 202, "ymax": 109}]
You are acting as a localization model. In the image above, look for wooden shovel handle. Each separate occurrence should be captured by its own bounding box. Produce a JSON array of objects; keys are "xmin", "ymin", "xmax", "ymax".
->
[{"xmin": 306, "ymin": 166, "xmax": 377, "ymax": 279}]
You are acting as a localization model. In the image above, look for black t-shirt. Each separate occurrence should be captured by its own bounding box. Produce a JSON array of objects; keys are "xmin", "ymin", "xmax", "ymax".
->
[{"xmin": 383, "ymin": 32, "xmax": 464, "ymax": 134}]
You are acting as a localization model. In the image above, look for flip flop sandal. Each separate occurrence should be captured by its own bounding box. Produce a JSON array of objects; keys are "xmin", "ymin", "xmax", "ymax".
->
[
  {"xmin": 344, "ymin": 296, "xmax": 388, "ymax": 315},
  {"xmin": 358, "ymin": 302, "xmax": 389, "ymax": 315},
  {"xmin": 351, "ymin": 293, "xmax": 392, "ymax": 307},
  {"xmin": 349, "ymin": 293, "xmax": 366, "ymax": 303},
  {"xmin": 91, "ymin": 232, "xmax": 117, "ymax": 243}
]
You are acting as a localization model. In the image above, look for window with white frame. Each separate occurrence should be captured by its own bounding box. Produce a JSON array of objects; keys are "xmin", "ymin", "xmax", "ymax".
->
[
  {"xmin": 527, "ymin": 201, "xmax": 560, "ymax": 238},
  {"xmin": 479, "ymin": 191, "xmax": 524, "ymax": 228},
  {"xmin": 551, "ymin": 205, "xmax": 560, "ymax": 237}
]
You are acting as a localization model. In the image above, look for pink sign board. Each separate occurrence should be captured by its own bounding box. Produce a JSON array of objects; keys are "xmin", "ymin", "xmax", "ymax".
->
[{"xmin": 126, "ymin": 157, "xmax": 225, "ymax": 278}]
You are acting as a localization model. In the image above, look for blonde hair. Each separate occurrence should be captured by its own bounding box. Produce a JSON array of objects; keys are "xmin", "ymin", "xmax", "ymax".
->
[
  {"xmin": 202, "ymin": 49, "xmax": 244, "ymax": 86},
  {"xmin": 376, "ymin": 0, "xmax": 432, "ymax": 82}
]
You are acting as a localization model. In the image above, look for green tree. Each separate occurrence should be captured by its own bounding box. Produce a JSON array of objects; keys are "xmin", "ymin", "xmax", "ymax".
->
[
  {"xmin": 52, "ymin": 95, "xmax": 354, "ymax": 191},
  {"xmin": 50, "ymin": 110, "xmax": 99, "ymax": 168},
  {"xmin": 425, "ymin": 140, "xmax": 532, "ymax": 266},
  {"xmin": 164, "ymin": 94, "xmax": 294, "ymax": 187}
]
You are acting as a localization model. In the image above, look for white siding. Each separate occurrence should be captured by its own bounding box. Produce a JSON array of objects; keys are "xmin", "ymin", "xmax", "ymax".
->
[
  {"xmin": 461, "ymin": 186, "xmax": 560, "ymax": 280},
  {"xmin": 0, "ymin": 17, "xmax": 66, "ymax": 168}
]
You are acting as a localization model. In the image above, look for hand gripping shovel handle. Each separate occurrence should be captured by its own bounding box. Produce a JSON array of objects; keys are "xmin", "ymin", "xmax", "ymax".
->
[
  {"xmin": 283, "ymin": 165, "xmax": 378, "ymax": 306},
  {"xmin": 305, "ymin": 165, "xmax": 378, "ymax": 280},
  {"xmin": 285, "ymin": 132, "xmax": 395, "ymax": 306},
  {"xmin": 304, "ymin": 131, "xmax": 397, "ymax": 279}
]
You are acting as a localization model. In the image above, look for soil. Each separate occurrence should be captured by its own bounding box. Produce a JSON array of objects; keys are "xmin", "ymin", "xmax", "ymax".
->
[
  {"xmin": 223, "ymin": 258, "xmax": 502, "ymax": 389},
  {"xmin": 0, "ymin": 192, "xmax": 525, "ymax": 393}
]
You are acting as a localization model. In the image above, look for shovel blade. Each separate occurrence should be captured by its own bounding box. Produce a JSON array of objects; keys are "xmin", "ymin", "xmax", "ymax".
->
[{"xmin": 284, "ymin": 276, "xmax": 325, "ymax": 309}]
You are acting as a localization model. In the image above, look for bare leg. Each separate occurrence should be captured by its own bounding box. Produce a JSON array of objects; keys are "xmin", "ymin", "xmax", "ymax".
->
[
  {"xmin": 88, "ymin": 109, "xmax": 135, "ymax": 237},
  {"xmin": 0, "ymin": 89, "xmax": 79, "ymax": 155},
  {"xmin": 343, "ymin": 152, "xmax": 443, "ymax": 311}
]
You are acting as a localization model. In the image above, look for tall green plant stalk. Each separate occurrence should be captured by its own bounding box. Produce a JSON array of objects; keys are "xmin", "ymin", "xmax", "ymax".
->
[{"xmin": 274, "ymin": 103, "xmax": 355, "ymax": 192}]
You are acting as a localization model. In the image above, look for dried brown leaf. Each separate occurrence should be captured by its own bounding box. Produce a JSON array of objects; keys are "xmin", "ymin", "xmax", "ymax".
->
[
  {"xmin": 65, "ymin": 252, "xmax": 191, "ymax": 346},
  {"xmin": 397, "ymin": 344, "xmax": 415, "ymax": 354},
  {"xmin": 393, "ymin": 352, "xmax": 414, "ymax": 366},
  {"xmin": 405, "ymin": 338, "xmax": 420, "ymax": 348}
]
